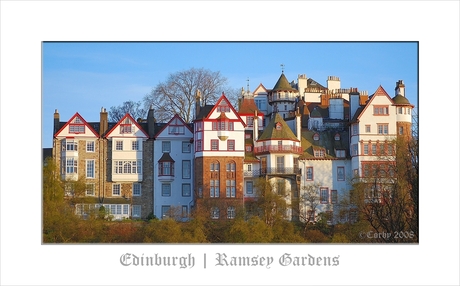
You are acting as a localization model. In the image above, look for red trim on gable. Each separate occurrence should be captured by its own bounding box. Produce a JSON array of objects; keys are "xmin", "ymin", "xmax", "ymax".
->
[
  {"xmin": 54, "ymin": 112, "xmax": 99, "ymax": 138},
  {"xmin": 206, "ymin": 93, "xmax": 247, "ymax": 128},
  {"xmin": 105, "ymin": 113, "xmax": 149, "ymax": 138},
  {"xmin": 356, "ymin": 85, "xmax": 394, "ymax": 121}
]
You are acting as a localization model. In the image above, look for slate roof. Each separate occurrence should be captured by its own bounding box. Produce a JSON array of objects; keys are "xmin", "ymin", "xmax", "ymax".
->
[
  {"xmin": 258, "ymin": 113, "xmax": 299, "ymax": 141},
  {"xmin": 299, "ymin": 129, "xmax": 350, "ymax": 160},
  {"xmin": 195, "ymin": 105, "xmax": 214, "ymax": 120},
  {"xmin": 272, "ymin": 73, "xmax": 297, "ymax": 91}
]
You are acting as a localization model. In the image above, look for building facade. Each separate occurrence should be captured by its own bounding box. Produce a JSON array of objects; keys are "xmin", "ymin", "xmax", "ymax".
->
[{"xmin": 49, "ymin": 72, "xmax": 413, "ymax": 224}]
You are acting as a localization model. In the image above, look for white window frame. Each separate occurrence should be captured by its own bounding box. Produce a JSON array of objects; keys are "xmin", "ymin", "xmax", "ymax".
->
[
  {"xmin": 132, "ymin": 205, "xmax": 141, "ymax": 218},
  {"xmin": 112, "ymin": 184, "xmax": 121, "ymax": 196},
  {"xmin": 133, "ymin": 182, "xmax": 141, "ymax": 196},
  {"xmin": 162, "ymin": 183, "xmax": 171, "ymax": 196},
  {"xmin": 86, "ymin": 159, "xmax": 95, "ymax": 178},
  {"xmin": 86, "ymin": 141, "xmax": 95, "ymax": 152}
]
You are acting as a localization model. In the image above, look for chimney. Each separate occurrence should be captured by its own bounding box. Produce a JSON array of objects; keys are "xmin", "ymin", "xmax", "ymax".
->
[
  {"xmin": 253, "ymin": 110, "xmax": 259, "ymax": 142},
  {"xmin": 349, "ymin": 90, "xmax": 360, "ymax": 121},
  {"xmin": 395, "ymin": 80, "xmax": 405, "ymax": 97},
  {"xmin": 296, "ymin": 107, "xmax": 301, "ymax": 141},
  {"xmin": 53, "ymin": 109, "xmax": 60, "ymax": 135},
  {"xmin": 195, "ymin": 90, "xmax": 201, "ymax": 119},
  {"xmin": 147, "ymin": 105, "xmax": 155, "ymax": 138},
  {"xmin": 100, "ymin": 107, "xmax": 108, "ymax": 136}
]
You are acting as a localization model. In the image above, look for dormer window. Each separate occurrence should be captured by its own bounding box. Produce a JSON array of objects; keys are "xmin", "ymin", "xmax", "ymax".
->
[
  {"xmin": 275, "ymin": 122, "xmax": 282, "ymax": 130},
  {"xmin": 334, "ymin": 133, "xmax": 341, "ymax": 141},
  {"xmin": 313, "ymin": 133, "xmax": 320, "ymax": 141}
]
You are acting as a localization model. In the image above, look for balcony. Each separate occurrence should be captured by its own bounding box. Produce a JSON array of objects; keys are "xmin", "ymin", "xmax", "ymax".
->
[
  {"xmin": 254, "ymin": 145, "xmax": 303, "ymax": 155},
  {"xmin": 244, "ymin": 168, "xmax": 301, "ymax": 176}
]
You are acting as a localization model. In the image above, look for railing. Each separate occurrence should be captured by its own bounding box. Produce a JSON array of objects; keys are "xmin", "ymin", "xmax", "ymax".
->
[
  {"xmin": 243, "ymin": 168, "xmax": 301, "ymax": 176},
  {"xmin": 254, "ymin": 145, "xmax": 303, "ymax": 155}
]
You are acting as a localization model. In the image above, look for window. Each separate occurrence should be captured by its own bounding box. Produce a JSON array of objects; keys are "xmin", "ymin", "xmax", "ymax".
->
[
  {"xmin": 352, "ymin": 124, "xmax": 358, "ymax": 135},
  {"xmin": 306, "ymin": 167, "xmax": 313, "ymax": 181},
  {"xmin": 211, "ymin": 207, "xmax": 220, "ymax": 219},
  {"xmin": 247, "ymin": 116, "xmax": 254, "ymax": 127},
  {"xmin": 159, "ymin": 161, "xmax": 174, "ymax": 176},
  {"xmin": 217, "ymin": 105, "xmax": 230, "ymax": 113},
  {"xmin": 372, "ymin": 144, "xmax": 377, "ymax": 155},
  {"xmin": 169, "ymin": 125, "xmax": 185, "ymax": 135},
  {"xmin": 377, "ymin": 124, "xmax": 389, "ymax": 135},
  {"xmin": 211, "ymin": 139, "xmax": 219, "ymax": 151},
  {"xmin": 380, "ymin": 144, "xmax": 385, "ymax": 155},
  {"xmin": 162, "ymin": 205, "xmax": 171, "ymax": 218},
  {"xmin": 86, "ymin": 141, "xmax": 95, "ymax": 152},
  {"xmin": 227, "ymin": 140, "xmax": 235, "ymax": 151},
  {"xmin": 113, "ymin": 184, "xmax": 121, "ymax": 196},
  {"xmin": 114, "ymin": 160, "xmax": 142, "ymax": 174},
  {"xmin": 374, "ymin": 105, "xmax": 389, "ymax": 115},
  {"xmin": 398, "ymin": 107, "xmax": 403, "ymax": 114},
  {"xmin": 69, "ymin": 117, "xmax": 85, "ymax": 133},
  {"xmin": 86, "ymin": 183, "xmax": 95, "ymax": 196},
  {"xmin": 86, "ymin": 160, "xmax": 95, "ymax": 178},
  {"xmin": 162, "ymin": 184, "xmax": 171, "ymax": 196},
  {"xmin": 276, "ymin": 156, "xmax": 284, "ymax": 172},
  {"xmin": 65, "ymin": 140, "xmax": 78, "ymax": 151},
  {"xmin": 364, "ymin": 144, "xmax": 369, "ymax": 155},
  {"xmin": 133, "ymin": 205, "xmax": 141, "ymax": 218},
  {"xmin": 115, "ymin": 141, "xmax": 123, "ymax": 151},
  {"xmin": 314, "ymin": 149, "xmax": 325, "ymax": 158},
  {"xmin": 337, "ymin": 167, "xmax": 345, "ymax": 181},
  {"xmin": 132, "ymin": 140, "xmax": 139, "ymax": 151},
  {"xmin": 226, "ymin": 161, "xmax": 236, "ymax": 176},
  {"xmin": 226, "ymin": 180, "xmax": 236, "ymax": 197},
  {"xmin": 246, "ymin": 181, "xmax": 253, "ymax": 194},
  {"xmin": 227, "ymin": 207, "xmax": 236, "ymax": 219},
  {"xmin": 313, "ymin": 133, "xmax": 320, "ymax": 141},
  {"xmin": 365, "ymin": 125, "xmax": 371, "ymax": 133},
  {"xmin": 352, "ymin": 144, "xmax": 358, "ymax": 156},
  {"xmin": 182, "ymin": 141, "xmax": 191, "ymax": 153},
  {"xmin": 133, "ymin": 183, "xmax": 141, "ymax": 196},
  {"xmin": 210, "ymin": 180, "xmax": 220, "ymax": 197},
  {"xmin": 196, "ymin": 140, "xmax": 202, "ymax": 152},
  {"xmin": 181, "ymin": 206, "xmax": 188, "ymax": 218},
  {"xmin": 388, "ymin": 144, "xmax": 393, "ymax": 155},
  {"xmin": 120, "ymin": 124, "xmax": 132, "ymax": 134},
  {"xmin": 162, "ymin": 141, "xmax": 171, "ymax": 153},
  {"xmin": 399, "ymin": 126, "xmax": 404, "ymax": 135},
  {"xmin": 336, "ymin": 149, "xmax": 345, "ymax": 158},
  {"xmin": 182, "ymin": 160, "xmax": 191, "ymax": 179},
  {"xmin": 331, "ymin": 190, "xmax": 338, "ymax": 204},
  {"xmin": 66, "ymin": 158, "xmax": 78, "ymax": 174},
  {"xmin": 334, "ymin": 133, "xmax": 340, "ymax": 141},
  {"xmin": 320, "ymin": 187, "xmax": 329, "ymax": 204},
  {"xmin": 246, "ymin": 145, "xmax": 252, "ymax": 152},
  {"xmin": 182, "ymin": 184, "xmax": 191, "ymax": 197},
  {"xmin": 247, "ymin": 164, "xmax": 252, "ymax": 171}
]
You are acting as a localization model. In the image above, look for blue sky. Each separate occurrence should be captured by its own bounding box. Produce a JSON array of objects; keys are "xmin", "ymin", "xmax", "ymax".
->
[{"xmin": 42, "ymin": 41, "xmax": 418, "ymax": 148}]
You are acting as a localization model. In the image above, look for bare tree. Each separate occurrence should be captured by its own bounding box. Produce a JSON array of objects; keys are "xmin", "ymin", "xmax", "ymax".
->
[
  {"xmin": 300, "ymin": 183, "xmax": 321, "ymax": 225},
  {"xmin": 109, "ymin": 100, "xmax": 147, "ymax": 122},
  {"xmin": 143, "ymin": 67, "xmax": 229, "ymax": 123},
  {"xmin": 350, "ymin": 133, "xmax": 419, "ymax": 243}
]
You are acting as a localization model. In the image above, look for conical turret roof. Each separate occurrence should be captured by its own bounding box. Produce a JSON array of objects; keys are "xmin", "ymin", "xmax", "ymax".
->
[{"xmin": 272, "ymin": 73, "xmax": 297, "ymax": 91}]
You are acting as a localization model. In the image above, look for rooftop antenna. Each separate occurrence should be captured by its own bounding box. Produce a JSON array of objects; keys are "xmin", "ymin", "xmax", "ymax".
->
[{"xmin": 281, "ymin": 63, "xmax": 285, "ymax": 74}]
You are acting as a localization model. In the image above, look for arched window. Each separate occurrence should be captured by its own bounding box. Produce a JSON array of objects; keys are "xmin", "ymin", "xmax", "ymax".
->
[
  {"xmin": 210, "ymin": 161, "xmax": 220, "ymax": 197},
  {"xmin": 226, "ymin": 161, "xmax": 236, "ymax": 197}
]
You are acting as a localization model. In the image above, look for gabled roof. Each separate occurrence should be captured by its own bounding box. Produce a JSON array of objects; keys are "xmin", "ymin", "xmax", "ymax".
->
[
  {"xmin": 272, "ymin": 73, "xmax": 297, "ymax": 92},
  {"xmin": 105, "ymin": 113, "xmax": 149, "ymax": 138},
  {"xmin": 253, "ymin": 83, "xmax": 268, "ymax": 94},
  {"xmin": 238, "ymin": 96, "xmax": 263, "ymax": 115},
  {"xmin": 158, "ymin": 152, "xmax": 175, "ymax": 162},
  {"xmin": 199, "ymin": 93, "xmax": 246, "ymax": 126},
  {"xmin": 353, "ymin": 85, "xmax": 394, "ymax": 122},
  {"xmin": 258, "ymin": 113, "xmax": 299, "ymax": 142},
  {"xmin": 307, "ymin": 78, "xmax": 327, "ymax": 90},
  {"xmin": 195, "ymin": 105, "xmax": 214, "ymax": 120},
  {"xmin": 54, "ymin": 112, "xmax": 99, "ymax": 138},
  {"xmin": 154, "ymin": 114, "xmax": 193, "ymax": 139}
]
